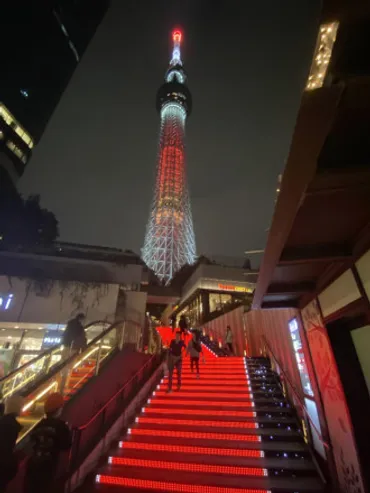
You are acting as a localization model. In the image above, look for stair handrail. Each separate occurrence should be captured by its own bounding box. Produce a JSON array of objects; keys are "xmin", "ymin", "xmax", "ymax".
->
[
  {"xmin": 77, "ymin": 353, "xmax": 159, "ymax": 432},
  {"xmin": 261, "ymin": 335, "xmax": 330, "ymax": 450},
  {"xmin": 66, "ymin": 352, "xmax": 163, "ymax": 489}
]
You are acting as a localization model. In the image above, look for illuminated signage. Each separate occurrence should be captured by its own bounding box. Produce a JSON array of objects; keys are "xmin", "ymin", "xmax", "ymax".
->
[
  {"xmin": 288, "ymin": 318, "xmax": 313, "ymax": 397},
  {"xmin": 42, "ymin": 332, "xmax": 62, "ymax": 349},
  {"xmin": 218, "ymin": 284, "xmax": 252, "ymax": 293},
  {"xmin": 0, "ymin": 294, "xmax": 14, "ymax": 311}
]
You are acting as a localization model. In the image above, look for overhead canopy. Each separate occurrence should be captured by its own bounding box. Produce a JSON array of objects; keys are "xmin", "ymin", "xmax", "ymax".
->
[{"xmin": 253, "ymin": 78, "xmax": 370, "ymax": 309}]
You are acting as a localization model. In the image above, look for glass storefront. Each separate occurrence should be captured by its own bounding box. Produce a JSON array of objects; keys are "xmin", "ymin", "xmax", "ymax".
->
[
  {"xmin": 0, "ymin": 323, "xmax": 66, "ymax": 375},
  {"xmin": 175, "ymin": 289, "xmax": 249, "ymax": 328},
  {"xmin": 209, "ymin": 293, "xmax": 232, "ymax": 314},
  {"xmin": 178, "ymin": 294, "xmax": 202, "ymax": 328}
]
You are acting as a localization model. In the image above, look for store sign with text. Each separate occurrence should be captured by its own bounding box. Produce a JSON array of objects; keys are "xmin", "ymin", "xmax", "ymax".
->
[
  {"xmin": 0, "ymin": 294, "xmax": 14, "ymax": 311},
  {"xmin": 42, "ymin": 332, "xmax": 62, "ymax": 349},
  {"xmin": 217, "ymin": 284, "xmax": 253, "ymax": 293}
]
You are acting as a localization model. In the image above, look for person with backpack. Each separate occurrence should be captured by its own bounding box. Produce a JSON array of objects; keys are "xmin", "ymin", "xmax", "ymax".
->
[
  {"xmin": 186, "ymin": 332, "xmax": 205, "ymax": 379},
  {"xmin": 166, "ymin": 331, "xmax": 186, "ymax": 393},
  {"xmin": 24, "ymin": 392, "xmax": 72, "ymax": 493},
  {"xmin": 0, "ymin": 395, "xmax": 24, "ymax": 493}
]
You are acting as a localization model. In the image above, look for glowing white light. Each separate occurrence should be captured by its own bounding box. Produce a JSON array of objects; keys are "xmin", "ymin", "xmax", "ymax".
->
[
  {"xmin": 160, "ymin": 102, "xmax": 187, "ymax": 122},
  {"xmin": 166, "ymin": 69, "xmax": 185, "ymax": 84}
]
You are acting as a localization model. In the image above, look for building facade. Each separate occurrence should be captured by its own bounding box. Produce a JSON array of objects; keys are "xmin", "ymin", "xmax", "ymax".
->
[
  {"xmin": 250, "ymin": 3, "xmax": 370, "ymax": 491},
  {"xmin": 142, "ymin": 30, "xmax": 196, "ymax": 284},
  {"xmin": 0, "ymin": 243, "xmax": 148, "ymax": 374},
  {"xmin": 167, "ymin": 260, "xmax": 256, "ymax": 328},
  {"xmin": 0, "ymin": 0, "xmax": 110, "ymax": 193}
]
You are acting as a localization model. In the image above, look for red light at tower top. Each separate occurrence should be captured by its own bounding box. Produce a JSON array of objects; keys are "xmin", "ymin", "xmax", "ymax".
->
[{"xmin": 173, "ymin": 30, "xmax": 182, "ymax": 43}]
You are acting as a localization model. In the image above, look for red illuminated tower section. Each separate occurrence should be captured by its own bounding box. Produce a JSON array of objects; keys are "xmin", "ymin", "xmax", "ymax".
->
[{"xmin": 142, "ymin": 30, "xmax": 196, "ymax": 284}]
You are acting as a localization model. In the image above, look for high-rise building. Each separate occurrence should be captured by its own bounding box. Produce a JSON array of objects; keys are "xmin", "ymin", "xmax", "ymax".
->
[
  {"xmin": 142, "ymin": 30, "xmax": 196, "ymax": 285},
  {"xmin": 0, "ymin": 0, "xmax": 110, "ymax": 196}
]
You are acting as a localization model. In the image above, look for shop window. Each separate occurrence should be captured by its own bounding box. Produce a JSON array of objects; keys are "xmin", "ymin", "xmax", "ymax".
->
[
  {"xmin": 351, "ymin": 325, "xmax": 370, "ymax": 396},
  {"xmin": 209, "ymin": 293, "xmax": 232, "ymax": 313},
  {"xmin": 356, "ymin": 249, "xmax": 370, "ymax": 302}
]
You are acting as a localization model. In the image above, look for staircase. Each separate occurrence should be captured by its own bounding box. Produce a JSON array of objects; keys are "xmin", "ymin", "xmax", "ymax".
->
[{"xmin": 93, "ymin": 329, "xmax": 325, "ymax": 493}]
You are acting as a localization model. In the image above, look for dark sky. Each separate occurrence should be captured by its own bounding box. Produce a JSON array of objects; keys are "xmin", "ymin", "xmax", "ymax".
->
[{"xmin": 20, "ymin": 0, "xmax": 321, "ymax": 262}]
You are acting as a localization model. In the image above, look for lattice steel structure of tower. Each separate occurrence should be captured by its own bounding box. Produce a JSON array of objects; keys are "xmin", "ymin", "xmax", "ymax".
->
[{"xmin": 142, "ymin": 29, "xmax": 196, "ymax": 284}]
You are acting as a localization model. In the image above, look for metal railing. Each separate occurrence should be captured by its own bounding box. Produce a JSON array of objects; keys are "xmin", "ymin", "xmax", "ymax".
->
[
  {"xmin": 0, "ymin": 321, "xmax": 111, "ymax": 401},
  {"xmin": 14, "ymin": 319, "xmax": 143, "ymax": 443},
  {"xmin": 67, "ymin": 352, "xmax": 163, "ymax": 487}
]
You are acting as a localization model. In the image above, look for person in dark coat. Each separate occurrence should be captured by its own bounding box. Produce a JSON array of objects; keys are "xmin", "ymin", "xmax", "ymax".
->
[
  {"xmin": 178, "ymin": 315, "xmax": 188, "ymax": 339},
  {"xmin": 0, "ymin": 395, "xmax": 24, "ymax": 492},
  {"xmin": 24, "ymin": 393, "xmax": 72, "ymax": 493},
  {"xmin": 62, "ymin": 313, "xmax": 86, "ymax": 353},
  {"xmin": 170, "ymin": 314, "xmax": 177, "ymax": 333}
]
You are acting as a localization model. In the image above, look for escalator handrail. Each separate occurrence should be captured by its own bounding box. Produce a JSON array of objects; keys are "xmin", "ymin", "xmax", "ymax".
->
[
  {"xmin": 20, "ymin": 319, "xmax": 128, "ymax": 401},
  {"xmin": 0, "ymin": 320, "xmax": 112, "ymax": 387},
  {"xmin": 77, "ymin": 353, "xmax": 159, "ymax": 431}
]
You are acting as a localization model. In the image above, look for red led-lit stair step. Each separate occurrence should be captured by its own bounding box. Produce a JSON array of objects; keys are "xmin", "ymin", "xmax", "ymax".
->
[
  {"xmin": 108, "ymin": 456, "xmax": 268, "ymax": 477},
  {"xmin": 156, "ymin": 385, "xmax": 252, "ymax": 392},
  {"xmin": 136, "ymin": 417, "xmax": 258, "ymax": 429},
  {"xmin": 177, "ymin": 378, "xmax": 249, "ymax": 384},
  {"xmin": 119, "ymin": 441, "xmax": 263, "ymax": 458},
  {"xmin": 96, "ymin": 475, "xmax": 270, "ymax": 493},
  {"xmin": 154, "ymin": 391, "xmax": 253, "ymax": 399},
  {"xmin": 180, "ymin": 370, "xmax": 247, "ymax": 374},
  {"xmin": 148, "ymin": 399, "xmax": 255, "ymax": 408},
  {"xmin": 143, "ymin": 408, "xmax": 257, "ymax": 418},
  {"xmin": 193, "ymin": 363, "xmax": 245, "ymax": 366},
  {"xmin": 127, "ymin": 428, "xmax": 261, "ymax": 442},
  {"xmin": 133, "ymin": 424, "xmax": 298, "ymax": 439},
  {"xmin": 193, "ymin": 360, "xmax": 244, "ymax": 363}
]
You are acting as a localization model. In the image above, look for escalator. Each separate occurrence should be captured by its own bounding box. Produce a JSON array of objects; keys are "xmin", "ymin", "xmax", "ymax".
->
[
  {"xmin": 0, "ymin": 320, "xmax": 111, "ymax": 403},
  {"xmin": 1, "ymin": 319, "xmax": 141, "ymax": 443}
]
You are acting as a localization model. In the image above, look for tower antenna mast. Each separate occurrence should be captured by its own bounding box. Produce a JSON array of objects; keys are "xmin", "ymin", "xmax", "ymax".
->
[
  {"xmin": 142, "ymin": 29, "xmax": 196, "ymax": 284},
  {"xmin": 171, "ymin": 29, "xmax": 182, "ymax": 66}
]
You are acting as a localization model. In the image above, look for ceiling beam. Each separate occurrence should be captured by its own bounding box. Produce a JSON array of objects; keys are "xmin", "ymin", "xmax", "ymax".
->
[
  {"xmin": 252, "ymin": 86, "xmax": 343, "ymax": 310},
  {"xmin": 261, "ymin": 300, "xmax": 299, "ymax": 310},
  {"xmin": 279, "ymin": 244, "xmax": 352, "ymax": 265},
  {"xmin": 307, "ymin": 169, "xmax": 370, "ymax": 196},
  {"xmin": 267, "ymin": 281, "xmax": 315, "ymax": 295}
]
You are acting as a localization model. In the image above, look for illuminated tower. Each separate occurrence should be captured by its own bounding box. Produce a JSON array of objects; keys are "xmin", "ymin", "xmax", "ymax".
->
[{"xmin": 142, "ymin": 29, "xmax": 196, "ymax": 284}]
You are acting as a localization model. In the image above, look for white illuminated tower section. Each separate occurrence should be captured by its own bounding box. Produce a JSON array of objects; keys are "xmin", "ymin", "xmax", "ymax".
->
[{"xmin": 142, "ymin": 30, "xmax": 196, "ymax": 284}]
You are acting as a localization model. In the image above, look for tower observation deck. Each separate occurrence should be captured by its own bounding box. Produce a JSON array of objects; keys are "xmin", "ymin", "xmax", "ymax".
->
[{"xmin": 142, "ymin": 29, "xmax": 196, "ymax": 284}]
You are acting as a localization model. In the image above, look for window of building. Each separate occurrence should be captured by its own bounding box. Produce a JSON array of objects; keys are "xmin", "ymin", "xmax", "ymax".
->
[
  {"xmin": 6, "ymin": 140, "xmax": 27, "ymax": 162},
  {"xmin": 0, "ymin": 103, "xmax": 34, "ymax": 149},
  {"xmin": 209, "ymin": 293, "xmax": 232, "ymax": 314}
]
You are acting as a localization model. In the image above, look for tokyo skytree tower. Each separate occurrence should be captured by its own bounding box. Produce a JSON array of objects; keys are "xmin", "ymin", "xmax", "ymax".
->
[{"xmin": 142, "ymin": 29, "xmax": 196, "ymax": 284}]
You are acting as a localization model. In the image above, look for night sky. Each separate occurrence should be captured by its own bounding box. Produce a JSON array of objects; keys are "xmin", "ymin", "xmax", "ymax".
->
[{"xmin": 20, "ymin": 0, "xmax": 321, "ymax": 263}]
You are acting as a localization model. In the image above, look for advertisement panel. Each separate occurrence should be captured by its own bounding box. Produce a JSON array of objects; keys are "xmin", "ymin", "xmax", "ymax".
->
[{"xmin": 301, "ymin": 299, "xmax": 365, "ymax": 493}]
